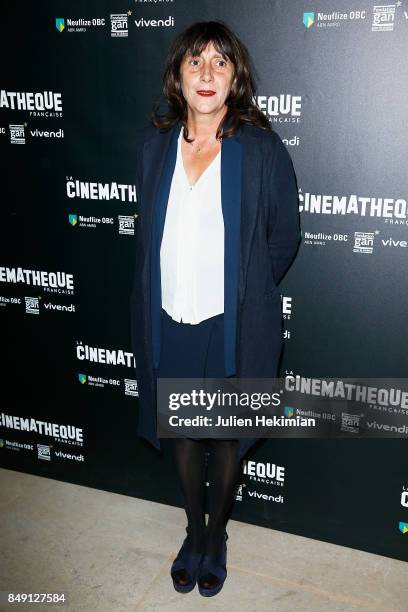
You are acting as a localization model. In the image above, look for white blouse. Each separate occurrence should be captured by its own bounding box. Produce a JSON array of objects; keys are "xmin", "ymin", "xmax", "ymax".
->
[{"xmin": 160, "ymin": 129, "xmax": 224, "ymax": 324}]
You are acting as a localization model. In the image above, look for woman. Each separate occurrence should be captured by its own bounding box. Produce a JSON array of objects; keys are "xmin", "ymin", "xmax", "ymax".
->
[{"xmin": 130, "ymin": 21, "xmax": 301, "ymax": 597}]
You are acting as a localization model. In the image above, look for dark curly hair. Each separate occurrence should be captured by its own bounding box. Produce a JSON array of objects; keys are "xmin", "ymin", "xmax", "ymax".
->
[{"xmin": 151, "ymin": 20, "xmax": 271, "ymax": 141}]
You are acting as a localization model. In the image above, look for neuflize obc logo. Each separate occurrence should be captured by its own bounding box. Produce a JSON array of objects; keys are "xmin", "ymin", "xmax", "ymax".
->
[
  {"xmin": 78, "ymin": 374, "xmax": 87, "ymax": 384},
  {"xmin": 56, "ymin": 18, "xmax": 65, "ymax": 32},
  {"xmin": 303, "ymin": 12, "xmax": 315, "ymax": 28},
  {"xmin": 284, "ymin": 406, "xmax": 295, "ymax": 418},
  {"xmin": 399, "ymin": 521, "xmax": 408, "ymax": 534},
  {"xmin": 69, "ymin": 214, "xmax": 78, "ymax": 226}
]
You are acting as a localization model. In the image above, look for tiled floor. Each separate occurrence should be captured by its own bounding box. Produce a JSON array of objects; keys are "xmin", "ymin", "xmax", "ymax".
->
[{"xmin": 1, "ymin": 468, "xmax": 406, "ymax": 611}]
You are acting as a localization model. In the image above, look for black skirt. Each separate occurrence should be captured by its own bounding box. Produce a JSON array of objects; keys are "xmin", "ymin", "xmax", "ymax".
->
[{"xmin": 156, "ymin": 308, "xmax": 260, "ymax": 460}]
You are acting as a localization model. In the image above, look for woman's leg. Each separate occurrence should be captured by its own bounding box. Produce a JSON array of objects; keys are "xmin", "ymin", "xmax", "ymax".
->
[
  {"xmin": 159, "ymin": 310, "xmax": 234, "ymax": 587},
  {"xmin": 198, "ymin": 438, "xmax": 240, "ymax": 589},
  {"xmin": 158, "ymin": 309, "xmax": 211, "ymax": 555},
  {"xmin": 171, "ymin": 437, "xmax": 207, "ymax": 552},
  {"xmin": 205, "ymin": 438, "xmax": 241, "ymax": 553},
  {"xmin": 170, "ymin": 436, "xmax": 207, "ymax": 586},
  {"xmin": 199, "ymin": 314, "xmax": 241, "ymax": 577}
]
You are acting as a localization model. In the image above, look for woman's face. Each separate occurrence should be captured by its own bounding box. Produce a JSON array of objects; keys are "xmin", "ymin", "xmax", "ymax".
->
[{"xmin": 179, "ymin": 41, "xmax": 236, "ymax": 118}]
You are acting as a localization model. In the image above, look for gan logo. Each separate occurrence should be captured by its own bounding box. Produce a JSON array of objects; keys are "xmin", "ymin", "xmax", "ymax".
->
[
  {"xmin": 78, "ymin": 373, "xmax": 87, "ymax": 384},
  {"xmin": 37, "ymin": 444, "xmax": 51, "ymax": 461},
  {"xmin": 118, "ymin": 215, "xmax": 134, "ymax": 235},
  {"xmin": 110, "ymin": 13, "xmax": 128, "ymax": 37},
  {"xmin": 25, "ymin": 296, "xmax": 39, "ymax": 315},
  {"xmin": 124, "ymin": 378, "xmax": 138, "ymax": 396},
  {"xmin": 398, "ymin": 521, "xmax": 408, "ymax": 534},
  {"xmin": 56, "ymin": 18, "xmax": 65, "ymax": 32},
  {"xmin": 303, "ymin": 12, "xmax": 315, "ymax": 28},
  {"xmin": 372, "ymin": 5, "xmax": 396, "ymax": 32},
  {"xmin": 69, "ymin": 214, "xmax": 78, "ymax": 226},
  {"xmin": 341, "ymin": 412, "xmax": 360, "ymax": 434},
  {"xmin": 353, "ymin": 231, "xmax": 375, "ymax": 254},
  {"xmin": 284, "ymin": 406, "xmax": 295, "ymax": 418},
  {"xmin": 10, "ymin": 124, "xmax": 25, "ymax": 144}
]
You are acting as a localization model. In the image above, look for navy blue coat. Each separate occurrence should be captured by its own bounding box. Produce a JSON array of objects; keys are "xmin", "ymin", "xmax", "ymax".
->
[{"xmin": 130, "ymin": 119, "xmax": 301, "ymax": 460}]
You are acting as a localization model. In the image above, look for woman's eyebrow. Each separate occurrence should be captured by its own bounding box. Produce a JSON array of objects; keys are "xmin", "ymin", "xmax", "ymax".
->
[{"xmin": 187, "ymin": 49, "xmax": 227, "ymax": 59}]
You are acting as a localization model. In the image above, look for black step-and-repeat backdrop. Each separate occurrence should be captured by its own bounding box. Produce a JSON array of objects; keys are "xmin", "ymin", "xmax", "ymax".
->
[{"xmin": 1, "ymin": 1, "xmax": 408, "ymax": 563}]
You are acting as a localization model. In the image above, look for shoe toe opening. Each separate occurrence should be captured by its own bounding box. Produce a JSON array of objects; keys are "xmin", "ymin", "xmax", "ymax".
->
[
  {"xmin": 172, "ymin": 569, "xmax": 192, "ymax": 586},
  {"xmin": 199, "ymin": 572, "xmax": 220, "ymax": 589}
]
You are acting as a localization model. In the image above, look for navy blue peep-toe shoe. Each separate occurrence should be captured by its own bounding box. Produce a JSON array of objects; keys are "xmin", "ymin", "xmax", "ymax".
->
[
  {"xmin": 170, "ymin": 528, "xmax": 204, "ymax": 594},
  {"xmin": 197, "ymin": 531, "xmax": 228, "ymax": 597}
]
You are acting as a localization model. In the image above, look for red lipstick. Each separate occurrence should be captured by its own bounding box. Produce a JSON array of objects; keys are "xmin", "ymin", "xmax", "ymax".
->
[{"xmin": 196, "ymin": 90, "xmax": 216, "ymax": 96}]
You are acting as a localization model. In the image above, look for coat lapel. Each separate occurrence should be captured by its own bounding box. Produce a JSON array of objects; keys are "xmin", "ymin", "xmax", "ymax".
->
[
  {"xmin": 144, "ymin": 124, "xmax": 180, "ymax": 369},
  {"xmin": 222, "ymin": 126, "xmax": 262, "ymax": 373},
  {"xmin": 141, "ymin": 125, "xmax": 180, "ymax": 261},
  {"xmin": 234, "ymin": 126, "xmax": 262, "ymax": 305},
  {"xmin": 221, "ymin": 135, "xmax": 241, "ymax": 375}
]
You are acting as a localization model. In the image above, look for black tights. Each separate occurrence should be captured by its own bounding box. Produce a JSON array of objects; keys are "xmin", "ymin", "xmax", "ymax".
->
[{"xmin": 171, "ymin": 437, "xmax": 241, "ymax": 555}]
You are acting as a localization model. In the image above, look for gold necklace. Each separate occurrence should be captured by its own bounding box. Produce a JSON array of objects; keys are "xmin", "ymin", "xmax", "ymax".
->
[{"xmin": 189, "ymin": 135, "xmax": 221, "ymax": 154}]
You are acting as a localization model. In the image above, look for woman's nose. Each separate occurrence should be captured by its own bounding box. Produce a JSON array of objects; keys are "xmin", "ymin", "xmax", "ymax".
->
[{"xmin": 200, "ymin": 63, "xmax": 214, "ymax": 81}]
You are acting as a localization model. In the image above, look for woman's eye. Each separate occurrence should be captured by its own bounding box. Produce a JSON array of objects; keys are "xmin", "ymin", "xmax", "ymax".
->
[{"xmin": 214, "ymin": 59, "xmax": 228, "ymax": 69}]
